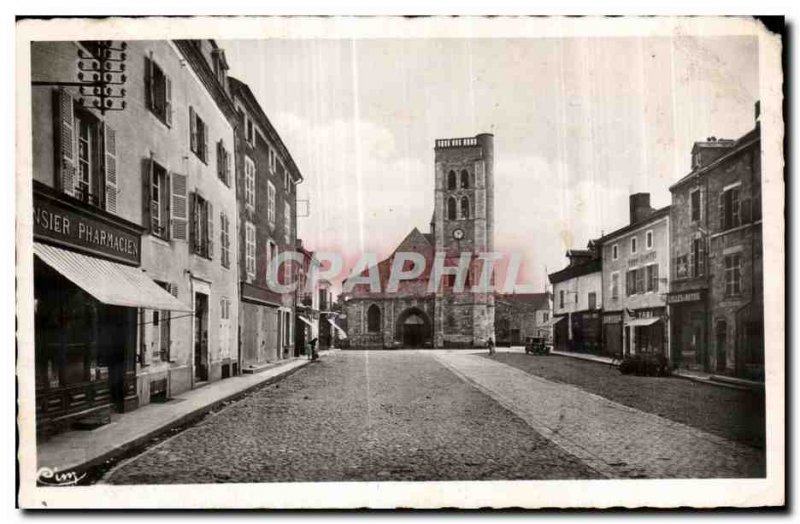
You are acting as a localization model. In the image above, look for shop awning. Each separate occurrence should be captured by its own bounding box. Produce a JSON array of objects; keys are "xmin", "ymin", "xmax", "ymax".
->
[
  {"xmin": 327, "ymin": 318, "xmax": 347, "ymax": 339},
  {"xmin": 626, "ymin": 317, "xmax": 661, "ymax": 327},
  {"xmin": 298, "ymin": 315, "xmax": 315, "ymax": 327},
  {"xmin": 34, "ymin": 243, "xmax": 191, "ymax": 312},
  {"xmin": 545, "ymin": 316, "xmax": 566, "ymax": 327}
]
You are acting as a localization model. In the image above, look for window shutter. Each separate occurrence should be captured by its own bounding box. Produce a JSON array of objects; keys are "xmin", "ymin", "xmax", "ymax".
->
[
  {"xmin": 103, "ymin": 123, "xmax": 118, "ymax": 214},
  {"xmin": 142, "ymin": 156, "xmax": 153, "ymax": 231},
  {"xmin": 203, "ymin": 122, "xmax": 209, "ymax": 163},
  {"xmin": 189, "ymin": 106, "xmax": 197, "ymax": 153},
  {"xmin": 207, "ymin": 201, "xmax": 214, "ymax": 258},
  {"xmin": 740, "ymin": 197, "xmax": 752, "ymax": 224},
  {"xmin": 719, "ymin": 193, "xmax": 725, "ymax": 230},
  {"xmin": 55, "ymin": 88, "xmax": 77, "ymax": 197},
  {"xmin": 189, "ymin": 192, "xmax": 197, "ymax": 252},
  {"xmin": 165, "ymin": 76, "xmax": 172, "ymax": 126},
  {"xmin": 170, "ymin": 172, "xmax": 188, "ymax": 241},
  {"xmin": 225, "ymin": 149, "xmax": 231, "ymax": 185},
  {"xmin": 698, "ymin": 240, "xmax": 705, "ymax": 277},
  {"xmin": 217, "ymin": 141, "xmax": 223, "ymax": 179},
  {"xmin": 145, "ymin": 54, "xmax": 154, "ymax": 110}
]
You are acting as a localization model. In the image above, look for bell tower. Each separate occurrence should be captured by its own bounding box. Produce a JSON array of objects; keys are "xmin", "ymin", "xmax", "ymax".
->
[{"xmin": 432, "ymin": 133, "xmax": 495, "ymax": 347}]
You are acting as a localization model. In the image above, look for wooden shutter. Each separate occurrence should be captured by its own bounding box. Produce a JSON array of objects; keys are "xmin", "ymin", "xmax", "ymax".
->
[
  {"xmin": 225, "ymin": 148, "xmax": 231, "ymax": 185},
  {"xmin": 189, "ymin": 106, "xmax": 197, "ymax": 153},
  {"xmin": 698, "ymin": 240, "xmax": 706, "ymax": 277},
  {"xmin": 189, "ymin": 192, "xmax": 197, "ymax": 252},
  {"xmin": 55, "ymin": 88, "xmax": 77, "ymax": 197},
  {"xmin": 142, "ymin": 156, "xmax": 153, "ymax": 232},
  {"xmin": 207, "ymin": 201, "xmax": 214, "ymax": 258},
  {"xmin": 103, "ymin": 123, "xmax": 118, "ymax": 214},
  {"xmin": 203, "ymin": 120, "xmax": 209, "ymax": 163},
  {"xmin": 719, "ymin": 193, "xmax": 726, "ymax": 230},
  {"xmin": 740, "ymin": 197, "xmax": 752, "ymax": 224},
  {"xmin": 165, "ymin": 76, "xmax": 172, "ymax": 126},
  {"xmin": 145, "ymin": 54, "xmax": 154, "ymax": 110},
  {"xmin": 217, "ymin": 141, "xmax": 222, "ymax": 179}
]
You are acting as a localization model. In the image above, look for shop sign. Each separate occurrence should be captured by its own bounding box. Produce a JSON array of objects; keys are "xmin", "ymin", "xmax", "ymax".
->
[
  {"xmin": 603, "ymin": 314, "xmax": 622, "ymax": 324},
  {"xmin": 628, "ymin": 250, "xmax": 657, "ymax": 268},
  {"xmin": 33, "ymin": 190, "xmax": 141, "ymax": 265},
  {"xmin": 667, "ymin": 291, "xmax": 704, "ymax": 304}
]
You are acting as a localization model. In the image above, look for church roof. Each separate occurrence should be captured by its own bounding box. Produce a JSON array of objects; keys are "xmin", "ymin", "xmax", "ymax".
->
[{"xmin": 348, "ymin": 226, "xmax": 436, "ymax": 293}]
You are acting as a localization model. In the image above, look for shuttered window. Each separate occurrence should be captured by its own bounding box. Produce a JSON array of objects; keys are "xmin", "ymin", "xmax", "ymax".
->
[
  {"xmin": 244, "ymin": 156, "xmax": 256, "ymax": 209},
  {"xmin": 220, "ymin": 212, "xmax": 231, "ymax": 269},
  {"xmin": 191, "ymin": 193, "xmax": 214, "ymax": 259},
  {"xmin": 145, "ymin": 53, "xmax": 173, "ymax": 126},
  {"xmin": 267, "ymin": 181, "xmax": 276, "ymax": 227},
  {"xmin": 217, "ymin": 140, "xmax": 231, "ymax": 186},
  {"xmin": 189, "ymin": 106, "xmax": 208, "ymax": 163},
  {"xmin": 245, "ymin": 221, "xmax": 256, "ymax": 280}
]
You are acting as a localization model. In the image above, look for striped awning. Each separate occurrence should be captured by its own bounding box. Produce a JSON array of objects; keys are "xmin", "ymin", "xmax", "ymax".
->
[{"xmin": 34, "ymin": 242, "xmax": 191, "ymax": 312}]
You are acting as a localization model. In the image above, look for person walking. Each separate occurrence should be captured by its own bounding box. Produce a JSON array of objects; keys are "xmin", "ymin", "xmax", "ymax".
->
[
  {"xmin": 309, "ymin": 337, "xmax": 319, "ymax": 361},
  {"xmin": 487, "ymin": 336, "xmax": 496, "ymax": 356}
]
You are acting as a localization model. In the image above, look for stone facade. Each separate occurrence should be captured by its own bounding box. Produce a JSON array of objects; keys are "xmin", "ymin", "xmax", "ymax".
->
[
  {"xmin": 669, "ymin": 123, "xmax": 763, "ymax": 379},
  {"xmin": 548, "ymin": 250, "xmax": 603, "ymax": 353},
  {"xmin": 344, "ymin": 134, "xmax": 495, "ymax": 348},
  {"xmin": 495, "ymin": 293, "xmax": 552, "ymax": 346}
]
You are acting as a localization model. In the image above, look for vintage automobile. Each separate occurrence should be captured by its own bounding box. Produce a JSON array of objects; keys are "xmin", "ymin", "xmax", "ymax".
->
[
  {"xmin": 618, "ymin": 352, "xmax": 671, "ymax": 376},
  {"xmin": 524, "ymin": 336, "xmax": 549, "ymax": 355}
]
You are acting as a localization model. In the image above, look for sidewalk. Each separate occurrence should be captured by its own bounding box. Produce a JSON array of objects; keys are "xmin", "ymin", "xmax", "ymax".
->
[
  {"xmin": 37, "ymin": 351, "xmax": 332, "ymax": 476},
  {"xmin": 550, "ymin": 349, "xmax": 764, "ymax": 392}
]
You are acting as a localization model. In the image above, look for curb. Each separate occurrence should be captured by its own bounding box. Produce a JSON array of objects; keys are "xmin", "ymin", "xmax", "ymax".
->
[{"xmin": 57, "ymin": 358, "xmax": 314, "ymax": 482}]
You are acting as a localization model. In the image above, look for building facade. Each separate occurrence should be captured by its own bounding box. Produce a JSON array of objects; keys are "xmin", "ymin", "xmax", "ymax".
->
[
  {"xmin": 344, "ymin": 134, "xmax": 495, "ymax": 348},
  {"xmin": 598, "ymin": 194, "xmax": 670, "ymax": 358},
  {"xmin": 548, "ymin": 249, "xmax": 602, "ymax": 353},
  {"xmin": 495, "ymin": 293, "xmax": 552, "ymax": 346},
  {"xmin": 30, "ymin": 39, "xmax": 239, "ymax": 435},
  {"xmin": 669, "ymin": 110, "xmax": 763, "ymax": 379},
  {"xmin": 229, "ymin": 77, "xmax": 302, "ymax": 372}
]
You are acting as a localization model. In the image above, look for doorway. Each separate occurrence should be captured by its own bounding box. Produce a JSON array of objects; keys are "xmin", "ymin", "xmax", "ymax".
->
[
  {"xmin": 715, "ymin": 320, "xmax": 728, "ymax": 373},
  {"xmin": 194, "ymin": 292, "xmax": 209, "ymax": 383},
  {"xmin": 395, "ymin": 308, "xmax": 432, "ymax": 348}
]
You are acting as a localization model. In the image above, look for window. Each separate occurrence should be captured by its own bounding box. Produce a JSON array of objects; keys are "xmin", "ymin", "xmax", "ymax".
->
[
  {"xmin": 367, "ymin": 304, "xmax": 381, "ymax": 332},
  {"xmin": 267, "ymin": 181, "xmax": 276, "ymax": 227},
  {"xmin": 220, "ymin": 297, "xmax": 231, "ymax": 320},
  {"xmin": 191, "ymin": 193, "xmax": 214, "ymax": 259},
  {"xmin": 691, "ymin": 238, "xmax": 705, "ymax": 278},
  {"xmin": 150, "ymin": 162, "xmax": 169, "ymax": 239},
  {"xmin": 630, "ymin": 236, "xmax": 638, "ymax": 254},
  {"xmin": 245, "ymin": 116, "xmax": 255, "ymax": 146},
  {"xmin": 245, "ymin": 221, "xmax": 256, "ymax": 279},
  {"xmin": 543, "ymin": 312, "xmax": 549, "ymax": 322},
  {"xmin": 447, "ymin": 197, "xmax": 457, "ymax": 220},
  {"xmin": 268, "ymin": 147, "xmax": 277, "ymax": 173},
  {"xmin": 189, "ymin": 107, "xmax": 208, "ymax": 162},
  {"xmin": 611, "ymin": 272, "xmax": 620, "ymax": 299},
  {"xmin": 626, "ymin": 269, "xmax": 638, "ymax": 296},
  {"xmin": 720, "ymin": 185, "xmax": 741, "ymax": 230},
  {"xmin": 612, "ymin": 244, "xmax": 619, "ymax": 261},
  {"xmin": 460, "ymin": 169, "xmax": 469, "ymax": 189},
  {"xmin": 645, "ymin": 230, "xmax": 653, "ymax": 250},
  {"xmin": 220, "ymin": 212, "xmax": 231, "ymax": 269},
  {"xmin": 676, "ymin": 255, "xmax": 689, "ymax": 279},
  {"xmin": 635, "ymin": 267, "xmax": 645, "ymax": 294},
  {"xmin": 282, "ymin": 162, "xmax": 291, "ymax": 193},
  {"xmin": 559, "ymin": 290, "xmax": 565, "ymax": 308},
  {"xmin": 588, "ymin": 292, "xmax": 597, "ymax": 310},
  {"xmin": 447, "ymin": 170, "xmax": 456, "ymax": 190},
  {"xmin": 444, "ymin": 274, "xmax": 456, "ymax": 289},
  {"xmin": 724, "ymin": 253, "xmax": 742, "ymax": 297},
  {"xmin": 460, "ymin": 197, "xmax": 470, "ymax": 219},
  {"xmin": 266, "ymin": 239, "xmax": 278, "ymax": 283},
  {"xmin": 154, "ymin": 282, "xmax": 173, "ymax": 361},
  {"xmin": 217, "ymin": 141, "xmax": 231, "ymax": 186},
  {"xmin": 690, "ymin": 189, "xmax": 701, "ymax": 222},
  {"xmin": 284, "ymin": 201, "xmax": 292, "ymax": 245},
  {"xmin": 76, "ymin": 115, "xmax": 92, "ymax": 200},
  {"xmin": 145, "ymin": 55, "xmax": 172, "ymax": 126},
  {"xmin": 244, "ymin": 156, "xmax": 256, "ymax": 209},
  {"xmin": 646, "ymin": 264, "xmax": 659, "ymax": 292}
]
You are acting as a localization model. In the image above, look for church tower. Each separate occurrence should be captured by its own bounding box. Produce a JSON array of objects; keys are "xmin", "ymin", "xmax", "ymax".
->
[{"xmin": 432, "ymin": 133, "xmax": 495, "ymax": 347}]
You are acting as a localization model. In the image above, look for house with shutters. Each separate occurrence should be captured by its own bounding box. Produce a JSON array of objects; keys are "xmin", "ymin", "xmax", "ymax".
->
[
  {"xmin": 229, "ymin": 76, "xmax": 303, "ymax": 370},
  {"xmin": 668, "ymin": 104, "xmax": 763, "ymax": 380},
  {"xmin": 29, "ymin": 39, "xmax": 239, "ymax": 435}
]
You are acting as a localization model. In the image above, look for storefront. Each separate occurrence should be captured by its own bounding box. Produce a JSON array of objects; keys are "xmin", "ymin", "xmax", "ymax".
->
[
  {"xmin": 240, "ymin": 283, "xmax": 282, "ymax": 373},
  {"xmin": 32, "ymin": 183, "xmax": 190, "ymax": 437},
  {"xmin": 623, "ymin": 307, "xmax": 667, "ymax": 357},
  {"xmin": 602, "ymin": 312, "xmax": 623, "ymax": 356},
  {"xmin": 667, "ymin": 289, "xmax": 708, "ymax": 371}
]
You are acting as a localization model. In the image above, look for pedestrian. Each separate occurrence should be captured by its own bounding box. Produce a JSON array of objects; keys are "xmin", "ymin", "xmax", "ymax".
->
[
  {"xmin": 309, "ymin": 337, "xmax": 319, "ymax": 361},
  {"xmin": 487, "ymin": 336, "xmax": 495, "ymax": 356}
]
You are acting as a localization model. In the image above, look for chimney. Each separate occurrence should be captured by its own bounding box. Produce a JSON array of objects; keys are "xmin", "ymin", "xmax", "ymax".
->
[{"xmin": 629, "ymin": 193, "xmax": 653, "ymax": 224}]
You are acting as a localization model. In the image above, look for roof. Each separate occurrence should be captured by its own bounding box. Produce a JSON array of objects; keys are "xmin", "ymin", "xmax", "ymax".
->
[
  {"xmin": 671, "ymin": 126, "xmax": 761, "ymax": 191},
  {"xmin": 594, "ymin": 205, "xmax": 671, "ymax": 246},
  {"xmin": 228, "ymin": 76, "xmax": 304, "ymax": 182},
  {"xmin": 347, "ymin": 227, "xmax": 436, "ymax": 291},
  {"xmin": 548, "ymin": 257, "xmax": 602, "ymax": 284},
  {"xmin": 496, "ymin": 292, "xmax": 551, "ymax": 310}
]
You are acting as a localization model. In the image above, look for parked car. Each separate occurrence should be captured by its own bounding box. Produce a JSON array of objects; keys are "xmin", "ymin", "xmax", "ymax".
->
[
  {"xmin": 524, "ymin": 337, "xmax": 549, "ymax": 355},
  {"xmin": 618, "ymin": 353, "xmax": 670, "ymax": 376}
]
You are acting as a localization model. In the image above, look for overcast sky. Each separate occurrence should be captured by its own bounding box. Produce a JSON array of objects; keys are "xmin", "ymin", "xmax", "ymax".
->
[{"xmin": 221, "ymin": 35, "xmax": 759, "ymax": 292}]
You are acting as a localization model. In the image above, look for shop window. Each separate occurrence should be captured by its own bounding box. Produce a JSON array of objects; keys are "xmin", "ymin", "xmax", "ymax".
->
[
  {"xmin": 189, "ymin": 106, "xmax": 208, "ymax": 163},
  {"xmin": 691, "ymin": 189, "xmax": 701, "ymax": 222},
  {"xmin": 447, "ymin": 170, "xmax": 456, "ymax": 190},
  {"xmin": 191, "ymin": 193, "xmax": 214, "ymax": 259},
  {"xmin": 724, "ymin": 253, "xmax": 742, "ymax": 297},
  {"xmin": 245, "ymin": 221, "xmax": 256, "ymax": 280},
  {"xmin": 460, "ymin": 169, "xmax": 469, "ymax": 189},
  {"xmin": 217, "ymin": 140, "xmax": 231, "ymax": 186},
  {"xmin": 460, "ymin": 197, "xmax": 470, "ymax": 219},
  {"xmin": 367, "ymin": 304, "xmax": 381, "ymax": 332},
  {"xmin": 719, "ymin": 184, "xmax": 741, "ymax": 230},
  {"xmin": 145, "ymin": 54, "xmax": 173, "ymax": 126},
  {"xmin": 244, "ymin": 155, "xmax": 256, "ymax": 210}
]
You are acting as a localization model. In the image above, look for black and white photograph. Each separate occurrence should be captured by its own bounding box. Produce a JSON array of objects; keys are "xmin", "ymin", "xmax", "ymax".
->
[{"xmin": 14, "ymin": 15, "xmax": 785, "ymax": 509}]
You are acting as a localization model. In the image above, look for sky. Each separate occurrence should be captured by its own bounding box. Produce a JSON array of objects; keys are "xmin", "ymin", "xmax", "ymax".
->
[{"xmin": 220, "ymin": 35, "xmax": 759, "ymax": 293}]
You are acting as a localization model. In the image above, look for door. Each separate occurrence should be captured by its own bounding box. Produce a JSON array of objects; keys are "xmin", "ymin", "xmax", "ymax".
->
[
  {"xmin": 402, "ymin": 314, "xmax": 425, "ymax": 347},
  {"xmin": 715, "ymin": 320, "xmax": 728, "ymax": 373},
  {"xmin": 194, "ymin": 292, "xmax": 209, "ymax": 382}
]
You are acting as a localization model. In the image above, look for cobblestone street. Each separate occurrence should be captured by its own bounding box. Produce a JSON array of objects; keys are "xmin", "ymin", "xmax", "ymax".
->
[{"xmin": 103, "ymin": 350, "xmax": 765, "ymax": 484}]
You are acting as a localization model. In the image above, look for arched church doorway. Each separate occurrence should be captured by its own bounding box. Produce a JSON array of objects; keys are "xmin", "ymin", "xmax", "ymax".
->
[{"xmin": 396, "ymin": 308, "xmax": 432, "ymax": 348}]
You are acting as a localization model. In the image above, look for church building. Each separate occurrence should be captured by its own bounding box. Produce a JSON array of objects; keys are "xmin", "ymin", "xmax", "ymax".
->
[{"xmin": 343, "ymin": 134, "xmax": 496, "ymax": 348}]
